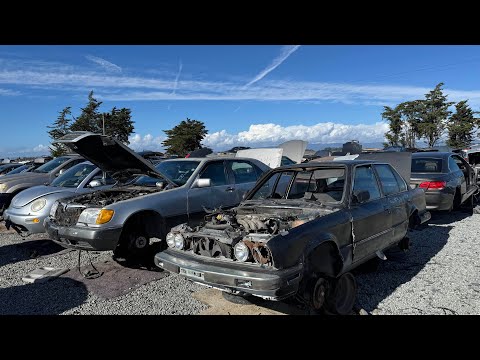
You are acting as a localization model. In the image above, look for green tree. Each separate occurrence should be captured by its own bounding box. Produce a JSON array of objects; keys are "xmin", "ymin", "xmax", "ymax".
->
[
  {"xmin": 103, "ymin": 107, "xmax": 135, "ymax": 144},
  {"xmin": 447, "ymin": 100, "xmax": 479, "ymax": 149},
  {"xmin": 70, "ymin": 90, "xmax": 103, "ymax": 134},
  {"xmin": 398, "ymin": 100, "xmax": 422, "ymax": 148},
  {"xmin": 382, "ymin": 105, "xmax": 403, "ymax": 147},
  {"xmin": 47, "ymin": 106, "xmax": 73, "ymax": 157},
  {"xmin": 162, "ymin": 119, "xmax": 208, "ymax": 156},
  {"xmin": 417, "ymin": 83, "xmax": 454, "ymax": 147}
]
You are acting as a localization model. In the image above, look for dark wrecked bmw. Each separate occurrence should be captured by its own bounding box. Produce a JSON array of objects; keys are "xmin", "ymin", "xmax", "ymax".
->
[{"xmin": 155, "ymin": 159, "xmax": 431, "ymax": 314}]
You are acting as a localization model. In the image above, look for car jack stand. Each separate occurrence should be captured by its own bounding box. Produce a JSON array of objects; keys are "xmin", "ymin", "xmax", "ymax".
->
[{"xmin": 77, "ymin": 250, "xmax": 103, "ymax": 279}]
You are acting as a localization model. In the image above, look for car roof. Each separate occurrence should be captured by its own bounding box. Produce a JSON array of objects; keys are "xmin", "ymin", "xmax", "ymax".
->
[
  {"xmin": 412, "ymin": 152, "xmax": 452, "ymax": 159},
  {"xmin": 276, "ymin": 160, "xmax": 377, "ymax": 170}
]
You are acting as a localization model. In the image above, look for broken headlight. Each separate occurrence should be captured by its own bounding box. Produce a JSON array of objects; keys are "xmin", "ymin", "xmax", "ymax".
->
[
  {"xmin": 30, "ymin": 198, "xmax": 46, "ymax": 212},
  {"xmin": 166, "ymin": 232, "xmax": 175, "ymax": 248},
  {"xmin": 174, "ymin": 233, "xmax": 184, "ymax": 250},
  {"xmin": 50, "ymin": 201, "xmax": 59, "ymax": 217},
  {"xmin": 234, "ymin": 241, "xmax": 250, "ymax": 262}
]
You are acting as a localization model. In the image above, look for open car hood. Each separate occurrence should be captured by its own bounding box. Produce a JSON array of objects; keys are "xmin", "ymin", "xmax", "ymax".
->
[
  {"xmin": 236, "ymin": 148, "xmax": 283, "ymax": 168},
  {"xmin": 55, "ymin": 132, "xmax": 174, "ymax": 184},
  {"xmin": 278, "ymin": 140, "xmax": 308, "ymax": 164}
]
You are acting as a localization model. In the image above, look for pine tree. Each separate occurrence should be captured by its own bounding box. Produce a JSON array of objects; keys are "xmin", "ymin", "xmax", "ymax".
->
[
  {"xmin": 447, "ymin": 100, "xmax": 478, "ymax": 149},
  {"xmin": 417, "ymin": 83, "xmax": 454, "ymax": 147},
  {"xmin": 70, "ymin": 91, "xmax": 102, "ymax": 134},
  {"xmin": 103, "ymin": 107, "xmax": 135, "ymax": 144},
  {"xmin": 162, "ymin": 119, "xmax": 208, "ymax": 156},
  {"xmin": 47, "ymin": 106, "xmax": 73, "ymax": 157}
]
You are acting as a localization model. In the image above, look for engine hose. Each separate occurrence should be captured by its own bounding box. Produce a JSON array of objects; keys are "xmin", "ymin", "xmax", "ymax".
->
[{"xmin": 204, "ymin": 223, "xmax": 232, "ymax": 230}]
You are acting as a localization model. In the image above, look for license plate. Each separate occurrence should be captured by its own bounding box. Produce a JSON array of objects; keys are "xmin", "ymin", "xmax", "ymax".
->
[{"xmin": 179, "ymin": 267, "xmax": 204, "ymax": 280}]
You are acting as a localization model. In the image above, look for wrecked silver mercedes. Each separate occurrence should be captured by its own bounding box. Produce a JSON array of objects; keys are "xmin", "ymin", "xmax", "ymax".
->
[{"xmin": 155, "ymin": 159, "xmax": 431, "ymax": 314}]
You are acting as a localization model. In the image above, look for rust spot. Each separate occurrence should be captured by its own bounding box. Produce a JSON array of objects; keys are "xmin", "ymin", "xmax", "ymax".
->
[{"xmin": 243, "ymin": 240, "xmax": 272, "ymax": 265}]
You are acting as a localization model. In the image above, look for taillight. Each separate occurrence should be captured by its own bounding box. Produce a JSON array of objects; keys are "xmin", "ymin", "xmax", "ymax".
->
[{"xmin": 419, "ymin": 181, "xmax": 446, "ymax": 190}]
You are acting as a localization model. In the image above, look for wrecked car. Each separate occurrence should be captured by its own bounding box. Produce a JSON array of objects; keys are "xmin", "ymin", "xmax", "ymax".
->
[
  {"xmin": 3, "ymin": 161, "xmax": 115, "ymax": 236},
  {"xmin": 154, "ymin": 160, "xmax": 431, "ymax": 314},
  {"xmin": 410, "ymin": 152, "xmax": 479, "ymax": 211},
  {"xmin": 44, "ymin": 132, "xmax": 270, "ymax": 261},
  {"xmin": 0, "ymin": 155, "xmax": 84, "ymax": 215}
]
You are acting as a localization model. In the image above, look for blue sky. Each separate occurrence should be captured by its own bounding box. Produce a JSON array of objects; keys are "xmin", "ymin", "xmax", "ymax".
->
[{"xmin": 2, "ymin": 45, "xmax": 480, "ymax": 157}]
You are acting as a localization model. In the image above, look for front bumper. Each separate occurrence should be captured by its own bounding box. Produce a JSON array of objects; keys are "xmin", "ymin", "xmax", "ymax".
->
[
  {"xmin": 44, "ymin": 218, "xmax": 123, "ymax": 251},
  {"xmin": 3, "ymin": 208, "xmax": 47, "ymax": 234},
  {"xmin": 424, "ymin": 191, "xmax": 453, "ymax": 211},
  {"xmin": 155, "ymin": 249, "xmax": 303, "ymax": 301}
]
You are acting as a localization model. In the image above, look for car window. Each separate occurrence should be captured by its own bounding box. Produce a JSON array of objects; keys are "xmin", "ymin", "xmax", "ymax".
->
[
  {"xmin": 411, "ymin": 158, "xmax": 442, "ymax": 173},
  {"xmin": 390, "ymin": 166, "xmax": 408, "ymax": 192},
  {"xmin": 352, "ymin": 165, "xmax": 381, "ymax": 202},
  {"xmin": 199, "ymin": 161, "xmax": 227, "ymax": 186},
  {"xmin": 374, "ymin": 164, "xmax": 401, "ymax": 195},
  {"xmin": 155, "ymin": 160, "xmax": 200, "ymax": 186},
  {"xmin": 449, "ymin": 156, "xmax": 460, "ymax": 172},
  {"xmin": 452, "ymin": 155, "xmax": 468, "ymax": 170},
  {"xmin": 33, "ymin": 156, "xmax": 71, "ymax": 173},
  {"xmin": 90, "ymin": 172, "xmax": 116, "ymax": 185},
  {"xmin": 228, "ymin": 161, "xmax": 259, "ymax": 184},
  {"xmin": 51, "ymin": 163, "xmax": 96, "ymax": 188},
  {"xmin": 288, "ymin": 168, "xmax": 345, "ymax": 202}
]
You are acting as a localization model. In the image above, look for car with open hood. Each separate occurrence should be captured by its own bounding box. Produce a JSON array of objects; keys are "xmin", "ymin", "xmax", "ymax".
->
[
  {"xmin": 154, "ymin": 158, "xmax": 431, "ymax": 314},
  {"xmin": 3, "ymin": 161, "xmax": 115, "ymax": 236},
  {"xmin": 44, "ymin": 132, "xmax": 270, "ymax": 261},
  {"xmin": 0, "ymin": 155, "xmax": 84, "ymax": 215}
]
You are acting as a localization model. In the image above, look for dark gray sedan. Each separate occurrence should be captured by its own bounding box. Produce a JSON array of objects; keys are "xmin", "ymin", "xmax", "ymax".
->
[{"xmin": 410, "ymin": 152, "xmax": 478, "ymax": 211}]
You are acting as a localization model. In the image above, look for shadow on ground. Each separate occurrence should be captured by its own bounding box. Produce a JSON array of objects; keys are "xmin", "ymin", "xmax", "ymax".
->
[
  {"xmin": 354, "ymin": 223, "xmax": 452, "ymax": 313},
  {"xmin": 0, "ymin": 277, "xmax": 88, "ymax": 314},
  {"xmin": 0, "ymin": 238, "xmax": 70, "ymax": 267}
]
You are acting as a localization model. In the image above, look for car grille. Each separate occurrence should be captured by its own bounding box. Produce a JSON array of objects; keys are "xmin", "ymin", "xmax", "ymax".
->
[
  {"xmin": 54, "ymin": 203, "xmax": 85, "ymax": 227},
  {"xmin": 190, "ymin": 236, "xmax": 233, "ymax": 259}
]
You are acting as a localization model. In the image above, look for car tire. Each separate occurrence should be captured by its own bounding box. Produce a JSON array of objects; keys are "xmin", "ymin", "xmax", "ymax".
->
[
  {"xmin": 114, "ymin": 229, "xmax": 150, "ymax": 262},
  {"xmin": 323, "ymin": 272, "xmax": 357, "ymax": 315},
  {"xmin": 451, "ymin": 190, "xmax": 462, "ymax": 211}
]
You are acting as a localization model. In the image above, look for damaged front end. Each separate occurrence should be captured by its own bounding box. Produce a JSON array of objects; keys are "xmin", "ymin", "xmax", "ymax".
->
[{"xmin": 165, "ymin": 204, "xmax": 336, "ymax": 268}]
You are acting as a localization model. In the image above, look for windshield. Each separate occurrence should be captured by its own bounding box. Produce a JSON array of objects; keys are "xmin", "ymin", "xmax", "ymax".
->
[
  {"xmin": 50, "ymin": 163, "xmax": 96, "ymax": 188},
  {"xmin": 249, "ymin": 167, "xmax": 346, "ymax": 203},
  {"xmin": 34, "ymin": 157, "xmax": 71, "ymax": 173},
  {"xmin": 5, "ymin": 164, "xmax": 30, "ymax": 174},
  {"xmin": 155, "ymin": 160, "xmax": 200, "ymax": 186},
  {"xmin": 0, "ymin": 164, "xmax": 17, "ymax": 174}
]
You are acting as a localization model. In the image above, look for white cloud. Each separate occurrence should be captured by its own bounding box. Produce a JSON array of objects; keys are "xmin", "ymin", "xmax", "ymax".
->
[
  {"xmin": 245, "ymin": 45, "xmax": 301, "ymax": 87},
  {"xmin": 0, "ymin": 88, "xmax": 20, "ymax": 96},
  {"xmin": 126, "ymin": 122, "xmax": 388, "ymax": 154},
  {"xmin": 128, "ymin": 133, "xmax": 165, "ymax": 152},
  {"xmin": 85, "ymin": 55, "xmax": 122, "ymax": 73},
  {"xmin": 0, "ymin": 144, "xmax": 51, "ymax": 158},
  {"xmin": 203, "ymin": 122, "xmax": 389, "ymax": 149},
  {"xmin": 172, "ymin": 59, "xmax": 183, "ymax": 95}
]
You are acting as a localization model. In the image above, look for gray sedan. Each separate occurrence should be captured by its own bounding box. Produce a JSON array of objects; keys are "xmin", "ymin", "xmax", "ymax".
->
[
  {"xmin": 3, "ymin": 161, "xmax": 115, "ymax": 236},
  {"xmin": 0, "ymin": 155, "xmax": 85, "ymax": 215},
  {"xmin": 410, "ymin": 152, "xmax": 478, "ymax": 211},
  {"xmin": 44, "ymin": 132, "xmax": 270, "ymax": 261}
]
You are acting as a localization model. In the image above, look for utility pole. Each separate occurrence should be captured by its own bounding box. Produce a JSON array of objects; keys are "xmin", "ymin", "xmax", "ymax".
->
[{"xmin": 102, "ymin": 114, "xmax": 105, "ymax": 135}]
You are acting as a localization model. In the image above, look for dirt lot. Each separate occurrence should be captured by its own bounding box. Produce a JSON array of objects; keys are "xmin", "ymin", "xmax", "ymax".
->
[{"xmin": 1, "ymin": 210, "xmax": 479, "ymax": 315}]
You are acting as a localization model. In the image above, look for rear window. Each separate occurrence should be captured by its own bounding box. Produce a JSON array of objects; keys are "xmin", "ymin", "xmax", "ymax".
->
[{"xmin": 411, "ymin": 158, "xmax": 443, "ymax": 173}]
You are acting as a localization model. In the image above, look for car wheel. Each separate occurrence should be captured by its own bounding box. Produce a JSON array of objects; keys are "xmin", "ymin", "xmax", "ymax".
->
[
  {"xmin": 114, "ymin": 229, "xmax": 150, "ymax": 262},
  {"xmin": 324, "ymin": 272, "xmax": 357, "ymax": 315}
]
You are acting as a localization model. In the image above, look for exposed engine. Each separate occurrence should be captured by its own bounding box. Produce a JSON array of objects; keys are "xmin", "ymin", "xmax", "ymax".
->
[
  {"xmin": 69, "ymin": 187, "xmax": 160, "ymax": 207},
  {"xmin": 170, "ymin": 206, "xmax": 328, "ymax": 267}
]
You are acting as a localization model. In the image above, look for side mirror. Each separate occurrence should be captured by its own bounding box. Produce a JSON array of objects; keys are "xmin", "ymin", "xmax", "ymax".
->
[
  {"xmin": 352, "ymin": 190, "xmax": 370, "ymax": 204},
  {"xmin": 193, "ymin": 178, "xmax": 211, "ymax": 188},
  {"xmin": 88, "ymin": 179, "xmax": 103, "ymax": 188}
]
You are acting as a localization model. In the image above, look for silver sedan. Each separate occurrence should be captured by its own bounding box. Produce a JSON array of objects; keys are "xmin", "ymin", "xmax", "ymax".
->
[{"xmin": 3, "ymin": 161, "xmax": 114, "ymax": 236}]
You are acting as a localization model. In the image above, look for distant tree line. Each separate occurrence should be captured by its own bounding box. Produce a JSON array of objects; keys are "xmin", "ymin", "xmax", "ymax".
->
[
  {"xmin": 47, "ymin": 91, "xmax": 135, "ymax": 157},
  {"xmin": 383, "ymin": 82, "xmax": 480, "ymax": 149}
]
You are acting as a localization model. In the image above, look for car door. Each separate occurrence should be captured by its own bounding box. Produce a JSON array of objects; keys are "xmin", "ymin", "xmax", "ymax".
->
[
  {"xmin": 187, "ymin": 160, "xmax": 233, "ymax": 225},
  {"xmin": 451, "ymin": 155, "xmax": 476, "ymax": 201},
  {"xmin": 374, "ymin": 164, "xmax": 409, "ymax": 244},
  {"xmin": 349, "ymin": 164, "xmax": 391, "ymax": 263},
  {"xmin": 225, "ymin": 160, "xmax": 263, "ymax": 203}
]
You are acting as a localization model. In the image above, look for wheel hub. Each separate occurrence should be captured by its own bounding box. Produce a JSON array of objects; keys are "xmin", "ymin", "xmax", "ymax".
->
[{"xmin": 135, "ymin": 236, "xmax": 148, "ymax": 249}]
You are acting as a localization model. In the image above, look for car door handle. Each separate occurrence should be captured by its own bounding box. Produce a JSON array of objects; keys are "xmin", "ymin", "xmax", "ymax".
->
[{"xmin": 226, "ymin": 187, "xmax": 235, "ymax": 192}]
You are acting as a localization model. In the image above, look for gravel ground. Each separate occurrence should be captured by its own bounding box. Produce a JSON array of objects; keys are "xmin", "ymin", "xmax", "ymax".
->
[{"xmin": 0, "ymin": 210, "xmax": 479, "ymax": 315}]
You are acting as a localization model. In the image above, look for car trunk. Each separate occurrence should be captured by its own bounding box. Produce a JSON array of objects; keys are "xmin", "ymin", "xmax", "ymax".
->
[{"xmin": 410, "ymin": 173, "xmax": 448, "ymax": 189}]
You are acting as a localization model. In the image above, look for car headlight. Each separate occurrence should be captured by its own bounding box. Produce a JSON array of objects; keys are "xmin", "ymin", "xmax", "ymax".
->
[
  {"xmin": 50, "ymin": 201, "xmax": 59, "ymax": 217},
  {"xmin": 0, "ymin": 184, "xmax": 7, "ymax": 192},
  {"xmin": 77, "ymin": 208, "xmax": 115, "ymax": 225},
  {"xmin": 30, "ymin": 198, "xmax": 47, "ymax": 212},
  {"xmin": 234, "ymin": 241, "xmax": 250, "ymax": 262},
  {"xmin": 166, "ymin": 232, "xmax": 175, "ymax": 248},
  {"xmin": 174, "ymin": 233, "xmax": 184, "ymax": 249}
]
